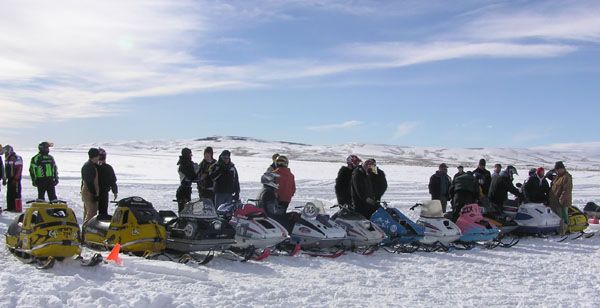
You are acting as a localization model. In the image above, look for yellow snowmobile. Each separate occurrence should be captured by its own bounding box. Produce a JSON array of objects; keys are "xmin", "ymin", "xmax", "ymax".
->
[
  {"xmin": 82, "ymin": 196, "xmax": 166, "ymax": 255},
  {"xmin": 5, "ymin": 200, "xmax": 102, "ymax": 269}
]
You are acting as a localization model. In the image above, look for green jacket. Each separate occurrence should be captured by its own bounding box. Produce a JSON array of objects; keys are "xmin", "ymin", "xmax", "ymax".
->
[{"xmin": 29, "ymin": 153, "xmax": 58, "ymax": 182}]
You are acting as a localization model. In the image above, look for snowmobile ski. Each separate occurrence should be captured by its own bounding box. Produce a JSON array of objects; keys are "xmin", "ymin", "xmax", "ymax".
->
[
  {"xmin": 303, "ymin": 248, "xmax": 345, "ymax": 258},
  {"xmin": 36, "ymin": 257, "xmax": 56, "ymax": 270},
  {"xmin": 77, "ymin": 253, "xmax": 104, "ymax": 267}
]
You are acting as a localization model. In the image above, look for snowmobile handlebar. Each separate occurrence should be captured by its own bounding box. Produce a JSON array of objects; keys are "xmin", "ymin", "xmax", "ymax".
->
[{"xmin": 409, "ymin": 203, "xmax": 423, "ymax": 211}]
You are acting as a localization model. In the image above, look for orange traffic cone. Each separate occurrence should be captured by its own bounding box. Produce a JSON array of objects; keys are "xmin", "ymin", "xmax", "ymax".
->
[
  {"xmin": 106, "ymin": 243, "xmax": 123, "ymax": 265},
  {"xmin": 589, "ymin": 215, "xmax": 599, "ymax": 225}
]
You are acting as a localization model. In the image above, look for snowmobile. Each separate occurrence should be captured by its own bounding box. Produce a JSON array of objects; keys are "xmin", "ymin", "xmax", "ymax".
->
[
  {"xmin": 82, "ymin": 196, "xmax": 166, "ymax": 255},
  {"xmin": 217, "ymin": 200, "xmax": 290, "ymax": 261},
  {"xmin": 513, "ymin": 203, "xmax": 561, "ymax": 236},
  {"xmin": 370, "ymin": 202, "xmax": 424, "ymax": 253},
  {"xmin": 5, "ymin": 200, "xmax": 102, "ymax": 269},
  {"xmin": 455, "ymin": 203, "xmax": 502, "ymax": 248},
  {"xmin": 557, "ymin": 206, "xmax": 594, "ymax": 241},
  {"xmin": 157, "ymin": 198, "xmax": 236, "ymax": 264},
  {"xmin": 330, "ymin": 203, "xmax": 387, "ymax": 254},
  {"xmin": 409, "ymin": 200, "xmax": 461, "ymax": 251},
  {"xmin": 584, "ymin": 202, "xmax": 600, "ymax": 218}
]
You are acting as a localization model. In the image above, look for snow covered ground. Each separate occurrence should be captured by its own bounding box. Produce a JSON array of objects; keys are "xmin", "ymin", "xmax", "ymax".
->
[{"xmin": 1, "ymin": 138, "xmax": 599, "ymax": 307}]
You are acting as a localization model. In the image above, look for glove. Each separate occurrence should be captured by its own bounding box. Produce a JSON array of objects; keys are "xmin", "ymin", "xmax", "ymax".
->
[
  {"xmin": 32, "ymin": 180, "xmax": 37, "ymax": 187},
  {"xmin": 366, "ymin": 197, "xmax": 376, "ymax": 205},
  {"xmin": 113, "ymin": 193, "xmax": 118, "ymax": 201},
  {"xmin": 53, "ymin": 178, "xmax": 59, "ymax": 186}
]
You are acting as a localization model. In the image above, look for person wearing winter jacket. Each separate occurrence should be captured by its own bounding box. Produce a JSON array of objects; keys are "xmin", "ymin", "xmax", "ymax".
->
[
  {"xmin": 368, "ymin": 159, "xmax": 388, "ymax": 202},
  {"xmin": 97, "ymin": 148, "xmax": 118, "ymax": 219},
  {"xmin": 488, "ymin": 165, "xmax": 523, "ymax": 212},
  {"xmin": 210, "ymin": 150, "xmax": 240, "ymax": 207},
  {"xmin": 176, "ymin": 148, "xmax": 198, "ymax": 212},
  {"xmin": 81, "ymin": 148, "xmax": 100, "ymax": 222},
  {"xmin": 429, "ymin": 163, "xmax": 452, "ymax": 213},
  {"xmin": 449, "ymin": 171, "xmax": 480, "ymax": 221},
  {"xmin": 351, "ymin": 159, "xmax": 379, "ymax": 219},
  {"xmin": 523, "ymin": 167, "xmax": 550, "ymax": 204},
  {"xmin": 266, "ymin": 153, "xmax": 280, "ymax": 173},
  {"xmin": 273, "ymin": 155, "xmax": 296, "ymax": 211},
  {"xmin": 197, "ymin": 147, "xmax": 216, "ymax": 200},
  {"xmin": 335, "ymin": 155, "xmax": 361, "ymax": 206},
  {"xmin": 473, "ymin": 159, "xmax": 492, "ymax": 196},
  {"xmin": 492, "ymin": 164, "xmax": 502, "ymax": 179},
  {"xmin": 2, "ymin": 145, "xmax": 23, "ymax": 212},
  {"xmin": 549, "ymin": 161, "xmax": 572, "ymax": 227},
  {"xmin": 453, "ymin": 166, "xmax": 465, "ymax": 182},
  {"xmin": 29, "ymin": 141, "xmax": 59, "ymax": 201}
]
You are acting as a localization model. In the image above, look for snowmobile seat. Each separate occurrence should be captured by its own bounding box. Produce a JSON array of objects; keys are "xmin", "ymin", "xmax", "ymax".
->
[
  {"xmin": 84, "ymin": 216, "xmax": 111, "ymax": 238},
  {"xmin": 7, "ymin": 214, "xmax": 24, "ymax": 236},
  {"xmin": 159, "ymin": 210, "xmax": 178, "ymax": 227}
]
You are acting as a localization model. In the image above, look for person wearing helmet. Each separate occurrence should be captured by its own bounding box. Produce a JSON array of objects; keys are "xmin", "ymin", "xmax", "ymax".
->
[
  {"xmin": 29, "ymin": 141, "xmax": 59, "ymax": 201},
  {"xmin": 266, "ymin": 153, "xmax": 280, "ymax": 173},
  {"xmin": 549, "ymin": 161, "xmax": 572, "ymax": 233},
  {"xmin": 488, "ymin": 165, "xmax": 523, "ymax": 213},
  {"xmin": 209, "ymin": 150, "xmax": 240, "ymax": 207},
  {"xmin": 176, "ymin": 148, "xmax": 199, "ymax": 213},
  {"xmin": 335, "ymin": 155, "xmax": 361, "ymax": 206},
  {"xmin": 97, "ymin": 148, "xmax": 118, "ymax": 219},
  {"xmin": 429, "ymin": 163, "xmax": 452, "ymax": 213},
  {"xmin": 523, "ymin": 167, "xmax": 550, "ymax": 204},
  {"xmin": 197, "ymin": 147, "xmax": 216, "ymax": 200},
  {"xmin": 81, "ymin": 148, "xmax": 101, "ymax": 222},
  {"xmin": 351, "ymin": 159, "xmax": 379, "ymax": 219},
  {"xmin": 273, "ymin": 155, "xmax": 296, "ymax": 212},
  {"xmin": 473, "ymin": 159, "xmax": 492, "ymax": 196},
  {"xmin": 2, "ymin": 145, "xmax": 23, "ymax": 212},
  {"xmin": 257, "ymin": 172, "xmax": 282, "ymax": 216}
]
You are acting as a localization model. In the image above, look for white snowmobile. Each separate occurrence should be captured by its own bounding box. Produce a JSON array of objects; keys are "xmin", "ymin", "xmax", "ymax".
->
[
  {"xmin": 513, "ymin": 203, "xmax": 561, "ymax": 235},
  {"xmin": 330, "ymin": 203, "xmax": 386, "ymax": 254},
  {"xmin": 409, "ymin": 200, "xmax": 461, "ymax": 251}
]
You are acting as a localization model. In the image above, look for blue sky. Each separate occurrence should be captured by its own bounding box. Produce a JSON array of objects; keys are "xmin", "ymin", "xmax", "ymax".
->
[{"xmin": 1, "ymin": 0, "xmax": 600, "ymax": 148}]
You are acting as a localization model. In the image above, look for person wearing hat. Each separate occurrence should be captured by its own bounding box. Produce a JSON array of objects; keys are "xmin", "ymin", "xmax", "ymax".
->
[
  {"xmin": 176, "ymin": 148, "xmax": 198, "ymax": 213},
  {"xmin": 197, "ymin": 146, "xmax": 216, "ymax": 200},
  {"xmin": 209, "ymin": 150, "xmax": 240, "ymax": 207},
  {"xmin": 550, "ymin": 161, "xmax": 572, "ymax": 232},
  {"xmin": 273, "ymin": 155, "xmax": 296, "ymax": 212},
  {"xmin": 351, "ymin": 159, "xmax": 379, "ymax": 219},
  {"xmin": 429, "ymin": 163, "xmax": 452, "ymax": 212},
  {"xmin": 97, "ymin": 148, "xmax": 118, "ymax": 219},
  {"xmin": 492, "ymin": 164, "xmax": 502, "ymax": 179},
  {"xmin": 2, "ymin": 145, "xmax": 23, "ymax": 212},
  {"xmin": 488, "ymin": 165, "xmax": 523, "ymax": 213},
  {"xmin": 453, "ymin": 166, "xmax": 465, "ymax": 182},
  {"xmin": 335, "ymin": 155, "xmax": 362, "ymax": 206},
  {"xmin": 523, "ymin": 167, "xmax": 550, "ymax": 204},
  {"xmin": 81, "ymin": 148, "xmax": 100, "ymax": 222},
  {"xmin": 473, "ymin": 158, "xmax": 492, "ymax": 196},
  {"xmin": 29, "ymin": 141, "xmax": 59, "ymax": 201},
  {"xmin": 266, "ymin": 153, "xmax": 280, "ymax": 173}
]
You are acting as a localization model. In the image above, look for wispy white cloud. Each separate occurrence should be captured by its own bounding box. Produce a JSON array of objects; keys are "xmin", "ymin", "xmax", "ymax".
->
[
  {"xmin": 393, "ymin": 122, "xmax": 419, "ymax": 139},
  {"xmin": 307, "ymin": 120, "xmax": 363, "ymax": 131}
]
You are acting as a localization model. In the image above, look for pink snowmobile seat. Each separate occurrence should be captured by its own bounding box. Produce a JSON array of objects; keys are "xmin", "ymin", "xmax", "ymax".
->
[
  {"xmin": 235, "ymin": 204, "xmax": 265, "ymax": 218},
  {"xmin": 456, "ymin": 204, "xmax": 493, "ymax": 232}
]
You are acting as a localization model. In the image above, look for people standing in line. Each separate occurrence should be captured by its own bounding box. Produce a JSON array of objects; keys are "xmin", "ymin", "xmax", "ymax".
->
[
  {"xmin": 210, "ymin": 150, "xmax": 240, "ymax": 207},
  {"xmin": 97, "ymin": 148, "xmax": 118, "ymax": 220},
  {"xmin": 176, "ymin": 148, "xmax": 198, "ymax": 213},
  {"xmin": 453, "ymin": 166, "xmax": 465, "ymax": 182},
  {"xmin": 2, "ymin": 145, "xmax": 23, "ymax": 212},
  {"xmin": 351, "ymin": 159, "xmax": 379, "ymax": 219},
  {"xmin": 550, "ymin": 161, "xmax": 572, "ymax": 234},
  {"xmin": 523, "ymin": 167, "xmax": 550, "ymax": 204},
  {"xmin": 273, "ymin": 155, "xmax": 296, "ymax": 213},
  {"xmin": 335, "ymin": 155, "xmax": 361, "ymax": 206},
  {"xmin": 81, "ymin": 148, "xmax": 100, "ymax": 222},
  {"xmin": 368, "ymin": 159, "xmax": 388, "ymax": 202},
  {"xmin": 197, "ymin": 147, "xmax": 217, "ymax": 200},
  {"xmin": 428, "ymin": 163, "xmax": 452, "ymax": 213},
  {"xmin": 473, "ymin": 159, "xmax": 492, "ymax": 196},
  {"xmin": 29, "ymin": 142, "xmax": 59, "ymax": 201},
  {"xmin": 488, "ymin": 165, "xmax": 523, "ymax": 213},
  {"xmin": 266, "ymin": 153, "xmax": 280, "ymax": 173},
  {"xmin": 449, "ymin": 171, "xmax": 480, "ymax": 221}
]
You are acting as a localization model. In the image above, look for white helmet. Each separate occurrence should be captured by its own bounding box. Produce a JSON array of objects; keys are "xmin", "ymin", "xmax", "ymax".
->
[{"xmin": 261, "ymin": 172, "xmax": 279, "ymax": 189}]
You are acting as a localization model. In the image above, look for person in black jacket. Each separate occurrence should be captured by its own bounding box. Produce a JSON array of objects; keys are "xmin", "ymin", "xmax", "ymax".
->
[
  {"xmin": 29, "ymin": 142, "xmax": 59, "ymax": 201},
  {"xmin": 523, "ymin": 167, "xmax": 550, "ymax": 204},
  {"xmin": 369, "ymin": 159, "xmax": 388, "ymax": 202},
  {"xmin": 97, "ymin": 148, "xmax": 118, "ymax": 219},
  {"xmin": 473, "ymin": 158, "xmax": 492, "ymax": 196},
  {"xmin": 488, "ymin": 165, "xmax": 523, "ymax": 212},
  {"xmin": 449, "ymin": 171, "xmax": 480, "ymax": 221},
  {"xmin": 453, "ymin": 166, "xmax": 465, "ymax": 182},
  {"xmin": 81, "ymin": 148, "xmax": 100, "ymax": 222},
  {"xmin": 210, "ymin": 150, "xmax": 240, "ymax": 207},
  {"xmin": 197, "ymin": 147, "xmax": 216, "ymax": 200},
  {"xmin": 335, "ymin": 155, "xmax": 361, "ymax": 206},
  {"xmin": 176, "ymin": 148, "xmax": 198, "ymax": 212},
  {"xmin": 351, "ymin": 159, "xmax": 378, "ymax": 219},
  {"xmin": 429, "ymin": 163, "xmax": 452, "ymax": 213}
]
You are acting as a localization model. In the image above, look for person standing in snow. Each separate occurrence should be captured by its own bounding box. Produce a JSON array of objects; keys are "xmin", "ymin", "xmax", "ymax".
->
[
  {"xmin": 488, "ymin": 165, "xmax": 523, "ymax": 213},
  {"xmin": 473, "ymin": 159, "xmax": 492, "ymax": 196},
  {"xmin": 429, "ymin": 163, "xmax": 452, "ymax": 213},
  {"xmin": 351, "ymin": 159, "xmax": 379, "ymax": 219},
  {"xmin": 81, "ymin": 148, "xmax": 100, "ymax": 222},
  {"xmin": 273, "ymin": 155, "xmax": 296, "ymax": 212},
  {"xmin": 197, "ymin": 147, "xmax": 216, "ymax": 200},
  {"xmin": 0, "ymin": 145, "xmax": 4, "ymax": 210},
  {"xmin": 449, "ymin": 171, "xmax": 480, "ymax": 221},
  {"xmin": 523, "ymin": 167, "xmax": 550, "ymax": 204},
  {"xmin": 453, "ymin": 166, "xmax": 465, "ymax": 182},
  {"xmin": 29, "ymin": 141, "xmax": 59, "ymax": 201},
  {"xmin": 549, "ymin": 161, "xmax": 572, "ymax": 234},
  {"xmin": 368, "ymin": 159, "xmax": 388, "ymax": 202},
  {"xmin": 492, "ymin": 164, "xmax": 502, "ymax": 179},
  {"xmin": 97, "ymin": 148, "xmax": 118, "ymax": 219},
  {"xmin": 210, "ymin": 150, "xmax": 240, "ymax": 207},
  {"xmin": 335, "ymin": 155, "xmax": 361, "ymax": 206},
  {"xmin": 176, "ymin": 148, "xmax": 198, "ymax": 212},
  {"xmin": 266, "ymin": 153, "xmax": 280, "ymax": 173},
  {"xmin": 2, "ymin": 145, "xmax": 23, "ymax": 212}
]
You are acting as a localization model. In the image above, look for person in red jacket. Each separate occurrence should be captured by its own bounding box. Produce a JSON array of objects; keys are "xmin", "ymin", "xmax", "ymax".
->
[
  {"xmin": 273, "ymin": 155, "xmax": 296, "ymax": 212},
  {"xmin": 2, "ymin": 145, "xmax": 23, "ymax": 212}
]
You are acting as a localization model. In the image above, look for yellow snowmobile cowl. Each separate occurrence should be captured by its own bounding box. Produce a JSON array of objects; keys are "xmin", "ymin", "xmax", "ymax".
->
[
  {"xmin": 5, "ymin": 201, "xmax": 81, "ymax": 259},
  {"xmin": 105, "ymin": 207, "xmax": 167, "ymax": 253}
]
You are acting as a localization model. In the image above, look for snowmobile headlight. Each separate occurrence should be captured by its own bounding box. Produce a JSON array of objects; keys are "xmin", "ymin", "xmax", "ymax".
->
[
  {"xmin": 213, "ymin": 220, "xmax": 222, "ymax": 230},
  {"xmin": 132, "ymin": 228, "xmax": 140, "ymax": 236},
  {"xmin": 48, "ymin": 230, "xmax": 58, "ymax": 238},
  {"xmin": 361, "ymin": 220, "xmax": 372, "ymax": 230}
]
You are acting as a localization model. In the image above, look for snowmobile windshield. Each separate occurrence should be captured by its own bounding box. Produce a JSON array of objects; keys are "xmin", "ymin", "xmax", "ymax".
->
[
  {"xmin": 302, "ymin": 200, "xmax": 327, "ymax": 218},
  {"xmin": 421, "ymin": 200, "xmax": 444, "ymax": 218},
  {"xmin": 182, "ymin": 198, "xmax": 218, "ymax": 218}
]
